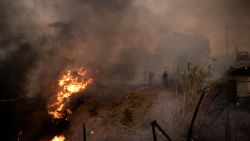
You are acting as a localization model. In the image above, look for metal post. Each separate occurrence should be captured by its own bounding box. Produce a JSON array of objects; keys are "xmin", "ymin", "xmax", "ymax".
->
[
  {"xmin": 151, "ymin": 121, "xmax": 157, "ymax": 141},
  {"xmin": 151, "ymin": 120, "xmax": 173, "ymax": 141},
  {"xmin": 186, "ymin": 89, "xmax": 206, "ymax": 141},
  {"xmin": 83, "ymin": 123, "xmax": 86, "ymax": 141}
]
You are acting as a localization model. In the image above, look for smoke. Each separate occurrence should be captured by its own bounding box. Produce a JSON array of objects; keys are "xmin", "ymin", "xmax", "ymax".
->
[
  {"xmin": 0, "ymin": 0, "xmax": 250, "ymax": 96},
  {"xmin": 135, "ymin": 0, "xmax": 250, "ymax": 78}
]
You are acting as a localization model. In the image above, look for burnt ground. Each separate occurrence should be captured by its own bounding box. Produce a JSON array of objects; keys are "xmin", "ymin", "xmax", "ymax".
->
[
  {"xmin": 63, "ymin": 86, "xmax": 178, "ymax": 141},
  {"xmin": 60, "ymin": 84, "xmax": 250, "ymax": 141}
]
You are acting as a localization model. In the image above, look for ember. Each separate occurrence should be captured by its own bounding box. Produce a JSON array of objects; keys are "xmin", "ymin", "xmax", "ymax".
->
[
  {"xmin": 50, "ymin": 135, "xmax": 65, "ymax": 141},
  {"xmin": 48, "ymin": 68, "xmax": 93, "ymax": 119}
]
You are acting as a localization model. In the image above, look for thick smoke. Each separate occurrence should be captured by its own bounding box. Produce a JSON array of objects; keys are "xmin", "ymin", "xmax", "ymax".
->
[{"xmin": 0, "ymin": 0, "xmax": 250, "ymax": 97}]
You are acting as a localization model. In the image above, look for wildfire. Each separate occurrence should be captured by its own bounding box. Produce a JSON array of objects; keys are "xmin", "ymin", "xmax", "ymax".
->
[
  {"xmin": 48, "ymin": 67, "xmax": 93, "ymax": 119},
  {"xmin": 50, "ymin": 135, "xmax": 65, "ymax": 141}
]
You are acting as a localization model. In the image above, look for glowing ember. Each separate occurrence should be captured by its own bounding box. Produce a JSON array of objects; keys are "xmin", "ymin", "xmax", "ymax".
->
[
  {"xmin": 48, "ymin": 67, "xmax": 93, "ymax": 119},
  {"xmin": 50, "ymin": 135, "xmax": 65, "ymax": 141}
]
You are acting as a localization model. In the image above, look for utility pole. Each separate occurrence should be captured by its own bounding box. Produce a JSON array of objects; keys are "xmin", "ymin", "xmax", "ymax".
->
[
  {"xmin": 225, "ymin": 107, "xmax": 231, "ymax": 141},
  {"xmin": 225, "ymin": 25, "xmax": 229, "ymax": 57}
]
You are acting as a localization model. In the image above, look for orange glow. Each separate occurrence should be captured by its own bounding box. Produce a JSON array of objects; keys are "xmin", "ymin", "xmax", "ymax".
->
[
  {"xmin": 48, "ymin": 68, "xmax": 92, "ymax": 119},
  {"xmin": 50, "ymin": 135, "xmax": 65, "ymax": 141}
]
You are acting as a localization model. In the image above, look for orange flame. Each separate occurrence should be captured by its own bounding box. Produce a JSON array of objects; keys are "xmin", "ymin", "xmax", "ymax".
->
[
  {"xmin": 48, "ymin": 68, "xmax": 92, "ymax": 119},
  {"xmin": 50, "ymin": 135, "xmax": 65, "ymax": 141}
]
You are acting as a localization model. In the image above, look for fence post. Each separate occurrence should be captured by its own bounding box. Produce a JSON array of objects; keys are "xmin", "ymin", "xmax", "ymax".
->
[
  {"xmin": 83, "ymin": 122, "xmax": 86, "ymax": 141},
  {"xmin": 186, "ymin": 88, "xmax": 206, "ymax": 141},
  {"xmin": 151, "ymin": 120, "xmax": 172, "ymax": 141},
  {"xmin": 151, "ymin": 121, "xmax": 157, "ymax": 141}
]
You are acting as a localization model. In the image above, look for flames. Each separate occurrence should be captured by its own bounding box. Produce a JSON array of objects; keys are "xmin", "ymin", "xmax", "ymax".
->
[
  {"xmin": 48, "ymin": 67, "xmax": 93, "ymax": 119},
  {"xmin": 50, "ymin": 135, "xmax": 65, "ymax": 141}
]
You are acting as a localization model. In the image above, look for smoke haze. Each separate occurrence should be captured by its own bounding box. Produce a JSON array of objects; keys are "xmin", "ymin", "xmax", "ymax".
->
[{"xmin": 0, "ymin": 0, "xmax": 250, "ymax": 97}]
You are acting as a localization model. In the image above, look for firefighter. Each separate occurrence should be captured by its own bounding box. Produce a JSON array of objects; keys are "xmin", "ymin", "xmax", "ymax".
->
[{"xmin": 162, "ymin": 70, "xmax": 168, "ymax": 87}]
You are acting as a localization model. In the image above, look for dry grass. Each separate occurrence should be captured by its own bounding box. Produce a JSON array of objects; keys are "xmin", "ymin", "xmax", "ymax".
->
[{"xmin": 176, "ymin": 64, "xmax": 210, "ymax": 140}]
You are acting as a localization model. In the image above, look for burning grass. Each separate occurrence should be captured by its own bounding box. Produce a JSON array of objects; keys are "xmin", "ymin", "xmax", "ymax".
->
[
  {"xmin": 48, "ymin": 67, "xmax": 93, "ymax": 119},
  {"xmin": 50, "ymin": 134, "xmax": 65, "ymax": 141}
]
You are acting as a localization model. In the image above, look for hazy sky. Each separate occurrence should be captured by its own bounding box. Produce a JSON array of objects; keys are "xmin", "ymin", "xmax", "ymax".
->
[
  {"xmin": 1, "ymin": 0, "xmax": 250, "ymax": 56},
  {"xmin": 0, "ymin": 0, "xmax": 250, "ymax": 86}
]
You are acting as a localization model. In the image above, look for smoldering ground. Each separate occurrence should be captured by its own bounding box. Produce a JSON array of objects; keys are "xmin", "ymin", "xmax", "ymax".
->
[{"xmin": 0, "ymin": 0, "xmax": 250, "ymax": 140}]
